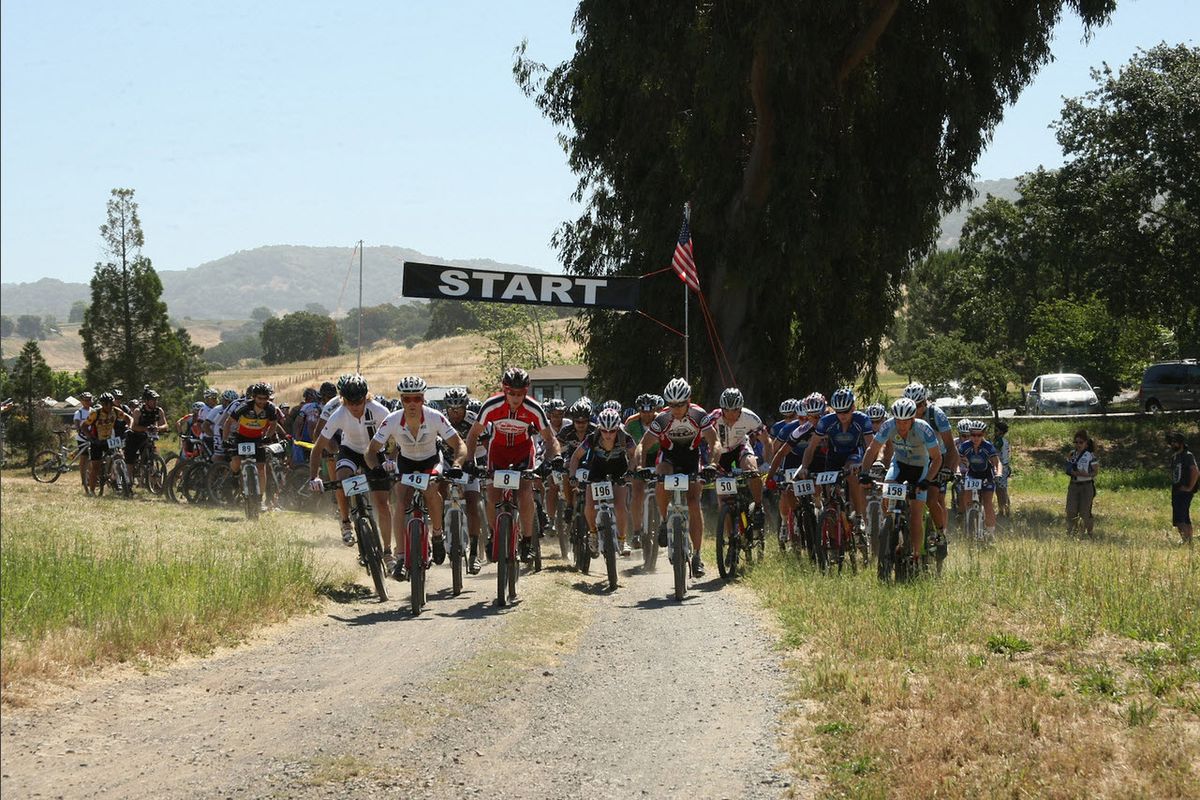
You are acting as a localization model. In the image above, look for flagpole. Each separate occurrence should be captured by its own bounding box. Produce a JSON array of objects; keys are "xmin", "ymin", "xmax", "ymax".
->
[{"xmin": 684, "ymin": 283, "xmax": 689, "ymax": 382}]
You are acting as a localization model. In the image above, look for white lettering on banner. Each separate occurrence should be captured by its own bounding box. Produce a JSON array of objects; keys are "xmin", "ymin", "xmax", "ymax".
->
[
  {"xmin": 540, "ymin": 276, "xmax": 573, "ymax": 304},
  {"xmin": 438, "ymin": 269, "xmax": 470, "ymax": 297},
  {"xmin": 576, "ymin": 278, "xmax": 607, "ymax": 305},
  {"xmin": 500, "ymin": 274, "xmax": 538, "ymax": 302},
  {"xmin": 474, "ymin": 271, "xmax": 504, "ymax": 298}
]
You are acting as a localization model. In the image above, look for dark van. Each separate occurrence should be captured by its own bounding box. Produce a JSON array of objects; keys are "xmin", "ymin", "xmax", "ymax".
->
[{"xmin": 1139, "ymin": 360, "xmax": 1200, "ymax": 411}]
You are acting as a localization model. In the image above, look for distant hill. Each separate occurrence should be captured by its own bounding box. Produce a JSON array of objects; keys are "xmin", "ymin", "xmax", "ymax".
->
[
  {"xmin": 937, "ymin": 178, "xmax": 1022, "ymax": 249},
  {"xmin": 0, "ymin": 245, "xmax": 545, "ymax": 320}
]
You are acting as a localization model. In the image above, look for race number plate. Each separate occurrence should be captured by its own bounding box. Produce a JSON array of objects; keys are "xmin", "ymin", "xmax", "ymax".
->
[
  {"xmin": 237, "ymin": 442, "xmax": 257, "ymax": 456},
  {"xmin": 883, "ymin": 483, "xmax": 908, "ymax": 500},
  {"xmin": 816, "ymin": 470, "xmax": 840, "ymax": 486},
  {"xmin": 264, "ymin": 442, "xmax": 284, "ymax": 456},
  {"xmin": 401, "ymin": 472, "xmax": 431, "ymax": 491},
  {"xmin": 106, "ymin": 436, "xmax": 123, "ymax": 449},
  {"xmin": 793, "ymin": 479, "xmax": 815, "ymax": 497},
  {"xmin": 715, "ymin": 477, "xmax": 738, "ymax": 496},
  {"xmin": 494, "ymin": 470, "xmax": 521, "ymax": 489},
  {"xmin": 663, "ymin": 474, "xmax": 689, "ymax": 491},
  {"xmin": 575, "ymin": 468, "xmax": 589, "ymax": 483},
  {"xmin": 963, "ymin": 477, "xmax": 983, "ymax": 491},
  {"xmin": 590, "ymin": 480, "xmax": 614, "ymax": 501},
  {"xmin": 341, "ymin": 475, "xmax": 370, "ymax": 496}
]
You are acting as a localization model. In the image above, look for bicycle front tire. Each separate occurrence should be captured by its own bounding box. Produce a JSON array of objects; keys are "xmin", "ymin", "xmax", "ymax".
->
[
  {"xmin": 31, "ymin": 450, "xmax": 66, "ymax": 483},
  {"xmin": 496, "ymin": 514, "xmax": 512, "ymax": 607},
  {"xmin": 409, "ymin": 519, "xmax": 426, "ymax": 615},
  {"xmin": 671, "ymin": 515, "xmax": 687, "ymax": 601},
  {"xmin": 715, "ymin": 505, "xmax": 738, "ymax": 582},
  {"xmin": 357, "ymin": 515, "xmax": 388, "ymax": 602}
]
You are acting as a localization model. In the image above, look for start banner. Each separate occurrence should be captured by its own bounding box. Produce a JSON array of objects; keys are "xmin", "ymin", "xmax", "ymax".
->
[{"xmin": 401, "ymin": 261, "xmax": 639, "ymax": 311}]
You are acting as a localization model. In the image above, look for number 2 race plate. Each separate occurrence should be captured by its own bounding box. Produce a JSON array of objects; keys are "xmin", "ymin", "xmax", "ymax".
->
[{"xmin": 341, "ymin": 475, "xmax": 370, "ymax": 496}]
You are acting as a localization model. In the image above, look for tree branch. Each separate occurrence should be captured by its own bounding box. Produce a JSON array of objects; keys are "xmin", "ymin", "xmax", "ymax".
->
[
  {"xmin": 730, "ymin": 40, "xmax": 776, "ymax": 222},
  {"xmin": 836, "ymin": 0, "xmax": 901, "ymax": 87}
]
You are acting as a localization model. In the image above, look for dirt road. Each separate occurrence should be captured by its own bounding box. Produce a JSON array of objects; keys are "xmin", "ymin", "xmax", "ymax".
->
[{"xmin": 1, "ymin": 550, "xmax": 800, "ymax": 799}]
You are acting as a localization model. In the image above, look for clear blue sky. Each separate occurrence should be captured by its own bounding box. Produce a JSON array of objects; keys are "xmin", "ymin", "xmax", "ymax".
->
[{"xmin": 1, "ymin": 1, "xmax": 1195, "ymax": 285}]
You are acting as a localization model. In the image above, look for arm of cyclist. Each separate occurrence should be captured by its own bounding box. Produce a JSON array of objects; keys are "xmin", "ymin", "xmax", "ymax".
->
[
  {"xmin": 307, "ymin": 434, "xmax": 333, "ymax": 488},
  {"xmin": 700, "ymin": 427, "xmax": 719, "ymax": 477},
  {"xmin": 568, "ymin": 442, "xmax": 586, "ymax": 478},
  {"xmin": 462, "ymin": 420, "xmax": 486, "ymax": 468},
  {"xmin": 634, "ymin": 429, "xmax": 656, "ymax": 470},
  {"xmin": 798, "ymin": 432, "xmax": 825, "ymax": 475},
  {"xmin": 939, "ymin": 429, "xmax": 960, "ymax": 473}
]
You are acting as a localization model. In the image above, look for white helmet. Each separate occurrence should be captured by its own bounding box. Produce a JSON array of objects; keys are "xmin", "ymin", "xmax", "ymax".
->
[
  {"xmin": 957, "ymin": 418, "xmax": 973, "ymax": 435},
  {"xmin": 891, "ymin": 398, "xmax": 918, "ymax": 420},
  {"xmin": 865, "ymin": 403, "xmax": 887, "ymax": 421},
  {"xmin": 830, "ymin": 387, "xmax": 855, "ymax": 412},
  {"xmin": 597, "ymin": 408, "xmax": 622, "ymax": 431},
  {"xmin": 663, "ymin": 378, "xmax": 691, "ymax": 404},
  {"xmin": 396, "ymin": 375, "xmax": 427, "ymax": 394},
  {"xmin": 800, "ymin": 395, "xmax": 825, "ymax": 416},
  {"xmin": 779, "ymin": 398, "xmax": 798, "ymax": 415},
  {"xmin": 903, "ymin": 382, "xmax": 928, "ymax": 403},
  {"xmin": 969, "ymin": 419, "xmax": 988, "ymax": 433},
  {"xmin": 719, "ymin": 387, "xmax": 744, "ymax": 410}
]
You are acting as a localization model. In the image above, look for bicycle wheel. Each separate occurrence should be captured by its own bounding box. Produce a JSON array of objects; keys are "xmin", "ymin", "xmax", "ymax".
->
[
  {"xmin": 179, "ymin": 462, "xmax": 207, "ymax": 504},
  {"xmin": 815, "ymin": 510, "xmax": 835, "ymax": 574},
  {"xmin": 116, "ymin": 459, "xmax": 133, "ymax": 498},
  {"xmin": 144, "ymin": 454, "xmax": 167, "ymax": 495},
  {"xmin": 207, "ymin": 463, "xmax": 237, "ymax": 505},
  {"xmin": 31, "ymin": 450, "xmax": 66, "ymax": 483},
  {"xmin": 642, "ymin": 497, "xmax": 660, "ymax": 572},
  {"xmin": 447, "ymin": 511, "xmax": 465, "ymax": 596},
  {"xmin": 600, "ymin": 514, "xmax": 618, "ymax": 591},
  {"xmin": 573, "ymin": 510, "xmax": 591, "ymax": 575},
  {"xmin": 557, "ymin": 506, "xmax": 569, "ymax": 560},
  {"xmin": 244, "ymin": 466, "xmax": 260, "ymax": 520},
  {"xmin": 878, "ymin": 517, "xmax": 898, "ymax": 582},
  {"xmin": 507, "ymin": 519, "xmax": 519, "ymax": 602},
  {"xmin": 533, "ymin": 519, "xmax": 543, "ymax": 574},
  {"xmin": 164, "ymin": 460, "xmax": 185, "ymax": 503},
  {"xmin": 496, "ymin": 513, "xmax": 512, "ymax": 607},
  {"xmin": 671, "ymin": 515, "xmax": 687, "ymax": 601},
  {"xmin": 716, "ymin": 505, "xmax": 739, "ymax": 582},
  {"xmin": 801, "ymin": 502, "xmax": 819, "ymax": 563},
  {"xmin": 357, "ymin": 515, "xmax": 388, "ymax": 602},
  {"xmin": 409, "ymin": 518, "xmax": 426, "ymax": 615}
]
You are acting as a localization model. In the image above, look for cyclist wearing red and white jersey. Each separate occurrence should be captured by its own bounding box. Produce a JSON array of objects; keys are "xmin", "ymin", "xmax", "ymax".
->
[
  {"xmin": 635, "ymin": 377, "xmax": 718, "ymax": 578},
  {"xmin": 461, "ymin": 367, "xmax": 562, "ymax": 563},
  {"xmin": 367, "ymin": 376, "xmax": 466, "ymax": 580},
  {"xmin": 706, "ymin": 387, "xmax": 772, "ymax": 529}
]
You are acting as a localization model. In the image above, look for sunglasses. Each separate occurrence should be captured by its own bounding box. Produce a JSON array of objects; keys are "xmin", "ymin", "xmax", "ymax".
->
[
  {"xmin": 504, "ymin": 388, "xmax": 526, "ymax": 396},
  {"xmin": 401, "ymin": 395, "xmax": 423, "ymax": 404},
  {"xmin": 970, "ymin": 432, "xmax": 984, "ymax": 437},
  {"xmin": 668, "ymin": 401, "xmax": 688, "ymax": 408}
]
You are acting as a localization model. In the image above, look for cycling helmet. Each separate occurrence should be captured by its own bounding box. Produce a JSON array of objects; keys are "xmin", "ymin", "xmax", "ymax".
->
[
  {"xmin": 601, "ymin": 399, "xmax": 622, "ymax": 414},
  {"xmin": 501, "ymin": 367, "xmax": 530, "ymax": 389},
  {"xmin": 635, "ymin": 393, "xmax": 655, "ymax": 411},
  {"xmin": 663, "ymin": 378, "xmax": 691, "ymax": 404},
  {"xmin": 203, "ymin": 387, "xmax": 218, "ymax": 400},
  {"xmin": 319, "ymin": 381, "xmax": 337, "ymax": 399},
  {"xmin": 396, "ymin": 375, "xmax": 428, "ymax": 394},
  {"xmin": 800, "ymin": 395, "xmax": 825, "ymax": 416},
  {"xmin": 111, "ymin": 389, "xmax": 124, "ymax": 399},
  {"xmin": 903, "ymin": 382, "xmax": 928, "ymax": 403},
  {"xmin": 335, "ymin": 374, "xmax": 354, "ymax": 394},
  {"xmin": 597, "ymin": 408, "xmax": 622, "ymax": 431},
  {"xmin": 778, "ymin": 398, "xmax": 798, "ymax": 416},
  {"xmin": 249, "ymin": 381, "xmax": 273, "ymax": 398},
  {"xmin": 866, "ymin": 403, "xmax": 887, "ymax": 421},
  {"xmin": 719, "ymin": 387, "xmax": 744, "ymax": 410},
  {"xmin": 830, "ymin": 387, "xmax": 855, "ymax": 412},
  {"xmin": 969, "ymin": 419, "xmax": 988, "ymax": 433},
  {"xmin": 575, "ymin": 396, "xmax": 594, "ymax": 415},
  {"xmin": 956, "ymin": 418, "xmax": 973, "ymax": 435},
  {"xmin": 80, "ymin": 391, "xmax": 94, "ymax": 401},
  {"xmin": 142, "ymin": 386, "xmax": 160, "ymax": 401},
  {"xmin": 891, "ymin": 397, "xmax": 918, "ymax": 420},
  {"xmin": 99, "ymin": 392, "xmax": 114, "ymax": 403},
  {"xmin": 339, "ymin": 374, "xmax": 369, "ymax": 402},
  {"xmin": 466, "ymin": 399, "xmax": 482, "ymax": 421},
  {"xmin": 443, "ymin": 387, "xmax": 470, "ymax": 408},
  {"xmin": 651, "ymin": 394, "xmax": 664, "ymax": 408},
  {"xmin": 569, "ymin": 400, "xmax": 592, "ymax": 420},
  {"xmin": 221, "ymin": 389, "xmax": 239, "ymax": 404},
  {"xmin": 302, "ymin": 387, "xmax": 320, "ymax": 403},
  {"xmin": 192, "ymin": 401, "xmax": 206, "ymax": 412},
  {"xmin": 544, "ymin": 397, "xmax": 566, "ymax": 412}
]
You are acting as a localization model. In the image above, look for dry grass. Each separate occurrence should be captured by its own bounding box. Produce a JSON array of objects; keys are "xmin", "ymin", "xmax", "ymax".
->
[{"xmin": 2, "ymin": 319, "xmax": 252, "ymax": 372}]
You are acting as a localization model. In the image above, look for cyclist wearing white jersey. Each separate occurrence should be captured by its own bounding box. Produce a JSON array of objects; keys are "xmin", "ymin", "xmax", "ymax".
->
[
  {"xmin": 706, "ymin": 387, "xmax": 771, "ymax": 528},
  {"xmin": 903, "ymin": 382, "xmax": 959, "ymax": 559},
  {"xmin": 861, "ymin": 397, "xmax": 943, "ymax": 573},
  {"xmin": 367, "ymin": 376, "xmax": 466, "ymax": 580}
]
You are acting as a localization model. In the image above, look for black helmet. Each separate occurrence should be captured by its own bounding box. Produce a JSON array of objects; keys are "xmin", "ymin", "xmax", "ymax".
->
[
  {"xmin": 501, "ymin": 367, "xmax": 530, "ymax": 389},
  {"xmin": 99, "ymin": 392, "xmax": 114, "ymax": 403},
  {"xmin": 319, "ymin": 381, "xmax": 337, "ymax": 399},
  {"xmin": 443, "ymin": 387, "xmax": 469, "ymax": 408},
  {"xmin": 248, "ymin": 382, "xmax": 273, "ymax": 398},
  {"xmin": 339, "ymin": 373, "xmax": 369, "ymax": 402},
  {"xmin": 111, "ymin": 388, "xmax": 124, "ymax": 399},
  {"xmin": 142, "ymin": 386, "xmax": 160, "ymax": 401}
]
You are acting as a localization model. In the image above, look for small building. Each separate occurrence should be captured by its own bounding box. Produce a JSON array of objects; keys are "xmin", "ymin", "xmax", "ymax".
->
[{"xmin": 529, "ymin": 365, "xmax": 589, "ymax": 405}]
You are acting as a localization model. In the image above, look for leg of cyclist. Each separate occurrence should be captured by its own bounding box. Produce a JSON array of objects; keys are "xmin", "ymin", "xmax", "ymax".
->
[
  {"xmin": 485, "ymin": 483, "xmax": 502, "ymax": 560},
  {"xmin": 614, "ymin": 482, "xmax": 630, "ymax": 552},
  {"xmin": 518, "ymin": 482, "xmax": 537, "ymax": 561},
  {"xmin": 740, "ymin": 449, "xmax": 766, "ymax": 529},
  {"xmin": 584, "ymin": 487, "xmax": 599, "ymax": 555},
  {"xmin": 392, "ymin": 482, "xmax": 413, "ymax": 577},
  {"xmin": 465, "ymin": 485, "xmax": 483, "ymax": 573},
  {"xmin": 424, "ymin": 480, "xmax": 446, "ymax": 564},
  {"xmin": 629, "ymin": 475, "xmax": 646, "ymax": 545},
  {"xmin": 687, "ymin": 480, "xmax": 705, "ymax": 576}
]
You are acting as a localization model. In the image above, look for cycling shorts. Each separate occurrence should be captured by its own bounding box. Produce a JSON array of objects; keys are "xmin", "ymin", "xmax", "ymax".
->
[
  {"xmin": 717, "ymin": 442, "xmax": 754, "ymax": 473},
  {"xmin": 228, "ymin": 434, "xmax": 267, "ymax": 463},
  {"xmin": 657, "ymin": 445, "xmax": 700, "ymax": 476},
  {"xmin": 88, "ymin": 439, "xmax": 113, "ymax": 460},
  {"xmin": 885, "ymin": 461, "xmax": 929, "ymax": 503},
  {"xmin": 488, "ymin": 439, "xmax": 536, "ymax": 472},
  {"xmin": 336, "ymin": 446, "xmax": 392, "ymax": 492},
  {"xmin": 397, "ymin": 453, "xmax": 441, "ymax": 476},
  {"xmin": 584, "ymin": 453, "xmax": 629, "ymax": 483}
]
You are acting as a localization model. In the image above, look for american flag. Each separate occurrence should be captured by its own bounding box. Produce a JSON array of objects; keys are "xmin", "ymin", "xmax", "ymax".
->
[{"xmin": 672, "ymin": 208, "xmax": 699, "ymax": 292}]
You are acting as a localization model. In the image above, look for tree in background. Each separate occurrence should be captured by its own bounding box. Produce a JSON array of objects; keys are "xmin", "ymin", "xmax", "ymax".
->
[
  {"xmin": 425, "ymin": 300, "xmax": 481, "ymax": 340},
  {"xmin": 0, "ymin": 316, "xmax": 12, "ymax": 338},
  {"xmin": 339, "ymin": 303, "xmax": 431, "ymax": 348},
  {"xmin": 49, "ymin": 370, "xmax": 87, "ymax": 400},
  {"xmin": 79, "ymin": 189, "xmax": 208, "ymax": 395},
  {"xmin": 516, "ymin": 1, "xmax": 1115, "ymax": 402},
  {"xmin": 250, "ymin": 306, "xmax": 275, "ymax": 323},
  {"xmin": 68, "ymin": 301, "xmax": 88, "ymax": 324},
  {"xmin": 16, "ymin": 315, "xmax": 45, "ymax": 340},
  {"xmin": 8, "ymin": 340, "xmax": 54, "ymax": 462},
  {"xmin": 305, "ymin": 302, "xmax": 330, "ymax": 316},
  {"xmin": 260, "ymin": 312, "xmax": 341, "ymax": 365}
]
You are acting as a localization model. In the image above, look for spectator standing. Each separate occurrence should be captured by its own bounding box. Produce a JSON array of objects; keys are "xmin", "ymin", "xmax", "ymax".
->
[
  {"xmin": 1168, "ymin": 431, "xmax": 1198, "ymax": 546},
  {"xmin": 994, "ymin": 420, "xmax": 1012, "ymax": 517},
  {"xmin": 72, "ymin": 391, "xmax": 94, "ymax": 486},
  {"xmin": 1066, "ymin": 428, "xmax": 1098, "ymax": 537}
]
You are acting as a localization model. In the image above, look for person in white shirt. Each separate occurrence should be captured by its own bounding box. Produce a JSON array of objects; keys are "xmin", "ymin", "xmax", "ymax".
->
[
  {"xmin": 72, "ymin": 392, "xmax": 94, "ymax": 488},
  {"xmin": 1066, "ymin": 428, "xmax": 1098, "ymax": 537}
]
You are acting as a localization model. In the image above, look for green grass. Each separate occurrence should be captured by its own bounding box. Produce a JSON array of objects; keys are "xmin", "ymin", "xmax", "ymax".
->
[{"xmin": 0, "ymin": 476, "xmax": 337, "ymax": 701}]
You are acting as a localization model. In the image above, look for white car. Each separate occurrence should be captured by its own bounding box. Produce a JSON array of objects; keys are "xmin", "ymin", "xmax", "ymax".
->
[
  {"xmin": 931, "ymin": 381, "xmax": 992, "ymax": 417},
  {"xmin": 1025, "ymin": 373, "xmax": 1101, "ymax": 415}
]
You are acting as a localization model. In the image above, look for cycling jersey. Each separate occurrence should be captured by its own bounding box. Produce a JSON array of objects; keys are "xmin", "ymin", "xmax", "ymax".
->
[
  {"xmin": 73, "ymin": 405, "xmax": 92, "ymax": 442},
  {"xmin": 477, "ymin": 393, "xmax": 551, "ymax": 468},
  {"xmin": 85, "ymin": 408, "xmax": 121, "ymax": 440},
  {"xmin": 322, "ymin": 399, "xmax": 390, "ymax": 454},
  {"xmin": 705, "ymin": 408, "xmax": 765, "ymax": 449},
  {"xmin": 813, "ymin": 411, "xmax": 873, "ymax": 456},
  {"xmin": 624, "ymin": 414, "xmax": 660, "ymax": 460},
  {"xmin": 777, "ymin": 419, "xmax": 814, "ymax": 460},
  {"xmin": 224, "ymin": 398, "xmax": 284, "ymax": 439},
  {"xmin": 558, "ymin": 420, "xmax": 596, "ymax": 459},
  {"xmin": 873, "ymin": 417, "xmax": 939, "ymax": 467},
  {"xmin": 921, "ymin": 404, "xmax": 952, "ymax": 453},
  {"xmin": 769, "ymin": 418, "xmax": 794, "ymax": 444},
  {"xmin": 581, "ymin": 428, "xmax": 635, "ymax": 461},
  {"xmin": 373, "ymin": 405, "xmax": 457, "ymax": 461},
  {"xmin": 319, "ymin": 397, "xmax": 342, "ymax": 421},
  {"xmin": 648, "ymin": 404, "xmax": 711, "ymax": 451},
  {"xmin": 958, "ymin": 439, "xmax": 998, "ymax": 478}
]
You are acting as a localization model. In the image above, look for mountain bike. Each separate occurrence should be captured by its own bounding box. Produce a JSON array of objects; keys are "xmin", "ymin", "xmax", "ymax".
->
[
  {"xmin": 31, "ymin": 430, "xmax": 89, "ymax": 486},
  {"xmin": 234, "ymin": 441, "xmax": 264, "ymax": 519},
  {"xmin": 814, "ymin": 469, "xmax": 856, "ymax": 574},
  {"xmin": 570, "ymin": 468, "xmax": 592, "ymax": 575},
  {"xmin": 129, "ymin": 432, "xmax": 167, "ymax": 495},
  {"xmin": 589, "ymin": 474, "xmax": 622, "ymax": 591},
  {"xmin": 640, "ymin": 469, "xmax": 699, "ymax": 602},
  {"xmin": 313, "ymin": 473, "xmax": 389, "ymax": 602},
  {"xmin": 861, "ymin": 469, "xmax": 885, "ymax": 563},
  {"xmin": 638, "ymin": 474, "xmax": 661, "ymax": 571},
  {"xmin": 443, "ymin": 472, "xmax": 472, "ymax": 596},
  {"xmin": 486, "ymin": 467, "xmax": 538, "ymax": 608},
  {"xmin": 550, "ymin": 466, "xmax": 570, "ymax": 561},
  {"xmin": 396, "ymin": 471, "xmax": 443, "ymax": 616},
  {"xmin": 96, "ymin": 436, "xmax": 132, "ymax": 498},
  {"xmin": 714, "ymin": 469, "xmax": 765, "ymax": 581},
  {"xmin": 961, "ymin": 476, "xmax": 991, "ymax": 551},
  {"xmin": 872, "ymin": 478, "xmax": 917, "ymax": 583},
  {"xmin": 782, "ymin": 470, "xmax": 819, "ymax": 562}
]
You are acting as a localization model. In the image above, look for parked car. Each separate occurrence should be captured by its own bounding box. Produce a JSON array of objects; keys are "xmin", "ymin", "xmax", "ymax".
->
[
  {"xmin": 1025, "ymin": 373, "xmax": 1101, "ymax": 415},
  {"xmin": 1139, "ymin": 360, "xmax": 1200, "ymax": 412},
  {"xmin": 931, "ymin": 381, "xmax": 992, "ymax": 417}
]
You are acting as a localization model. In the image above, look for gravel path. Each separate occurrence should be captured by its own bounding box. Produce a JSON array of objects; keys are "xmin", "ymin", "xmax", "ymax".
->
[{"xmin": 1, "ymin": 548, "xmax": 799, "ymax": 799}]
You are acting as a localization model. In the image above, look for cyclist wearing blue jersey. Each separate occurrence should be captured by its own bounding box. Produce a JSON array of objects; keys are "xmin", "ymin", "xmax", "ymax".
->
[
  {"xmin": 769, "ymin": 399, "xmax": 799, "ymax": 462},
  {"xmin": 903, "ymin": 382, "xmax": 959, "ymax": 556},
  {"xmin": 797, "ymin": 387, "xmax": 874, "ymax": 521},
  {"xmin": 958, "ymin": 419, "xmax": 1002, "ymax": 539},
  {"xmin": 766, "ymin": 394, "xmax": 825, "ymax": 538},
  {"xmin": 861, "ymin": 397, "xmax": 943, "ymax": 572}
]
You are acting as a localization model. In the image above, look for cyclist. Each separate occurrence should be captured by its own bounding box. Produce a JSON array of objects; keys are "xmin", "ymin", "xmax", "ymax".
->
[
  {"xmin": 958, "ymin": 419, "xmax": 1001, "ymax": 541},
  {"xmin": 569, "ymin": 407, "xmax": 638, "ymax": 558},
  {"xmin": 636, "ymin": 377, "xmax": 718, "ymax": 578},
  {"xmin": 111, "ymin": 389, "xmax": 131, "ymax": 438},
  {"xmin": 222, "ymin": 382, "xmax": 285, "ymax": 512},
  {"xmin": 706, "ymin": 387, "xmax": 771, "ymax": 529},
  {"xmin": 955, "ymin": 417, "xmax": 972, "ymax": 449},
  {"xmin": 558, "ymin": 399, "xmax": 596, "ymax": 533},
  {"xmin": 768, "ymin": 399, "xmax": 799, "ymax": 462},
  {"xmin": 993, "ymin": 421, "xmax": 1012, "ymax": 517},
  {"xmin": 206, "ymin": 388, "xmax": 240, "ymax": 462},
  {"xmin": 865, "ymin": 403, "xmax": 887, "ymax": 436},
  {"xmin": 461, "ymin": 367, "xmax": 562, "ymax": 565},
  {"xmin": 540, "ymin": 398, "xmax": 567, "ymax": 545},
  {"xmin": 312, "ymin": 376, "xmax": 355, "ymax": 539},
  {"xmin": 624, "ymin": 393, "xmax": 661, "ymax": 549},
  {"xmin": 903, "ymin": 382, "xmax": 959, "ymax": 561},
  {"xmin": 438, "ymin": 387, "xmax": 486, "ymax": 574},
  {"xmin": 365, "ymin": 376, "xmax": 465, "ymax": 580},
  {"xmin": 126, "ymin": 387, "xmax": 168, "ymax": 482},
  {"xmin": 860, "ymin": 397, "xmax": 943, "ymax": 574},
  {"xmin": 797, "ymin": 387, "xmax": 873, "ymax": 524},
  {"xmin": 290, "ymin": 387, "xmax": 322, "ymax": 465},
  {"xmin": 83, "ymin": 392, "xmax": 133, "ymax": 494},
  {"xmin": 306, "ymin": 375, "xmax": 393, "ymax": 553},
  {"xmin": 72, "ymin": 391, "xmax": 94, "ymax": 489},
  {"xmin": 766, "ymin": 394, "xmax": 824, "ymax": 544}
]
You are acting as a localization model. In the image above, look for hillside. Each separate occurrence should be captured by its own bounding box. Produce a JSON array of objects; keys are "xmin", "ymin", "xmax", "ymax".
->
[
  {"xmin": 0, "ymin": 245, "xmax": 543, "ymax": 320},
  {"xmin": 937, "ymin": 177, "xmax": 1022, "ymax": 248},
  {"xmin": 1, "ymin": 320, "xmax": 249, "ymax": 372}
]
